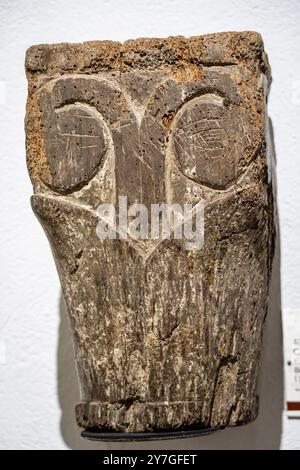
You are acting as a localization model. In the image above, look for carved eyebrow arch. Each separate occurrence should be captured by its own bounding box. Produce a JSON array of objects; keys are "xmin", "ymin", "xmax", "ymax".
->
[
  {"xmin": 164, "ymin": 88, "xmax": 259, "ymax": 194},
  {"xmin": 36, "ymin": 74, "xmax": 156, "ymax": 127},
  {"xmin": 38, "ymin": 74, "xmax": 182, "ymax": 131},
  {"xmin": 182, "ymin": 78, "xmax": 241, "ymax": 106},
  {"xmin": 202, "ymin": 60, "xmax": 237, "ymax": 67},
  {"xmin": 37, "ymin": 73, "xmax": 132, "ymax": 111},
  {"xmin": 36, "ymin": 73, "xmax": 123, "ymax": 93}
]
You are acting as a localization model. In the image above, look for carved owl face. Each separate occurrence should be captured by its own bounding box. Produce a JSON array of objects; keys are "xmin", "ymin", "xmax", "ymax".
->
[
  {"xmin": 25, "ymin": 34, "xmax": 273, "ymax": 433},
  {"xmin": 26, "ymin": 33, "xmax": 267, "ymax": 244}
]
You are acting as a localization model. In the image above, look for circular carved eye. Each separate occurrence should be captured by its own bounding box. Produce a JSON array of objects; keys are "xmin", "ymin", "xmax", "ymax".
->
[
  {"xmin": 172, "ymin": 94, "xmax": 248, "ymax": 189},
  {"xmin": 42, "ymin": 103, "xmax": 107, "ymax": 193}
]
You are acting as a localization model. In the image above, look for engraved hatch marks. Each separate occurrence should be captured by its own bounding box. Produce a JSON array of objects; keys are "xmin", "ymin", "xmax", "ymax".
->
[
  {"xmin": 172, "ymin": 93, "xmax": 247, "ymax": 190},
  {"xmin": 35, "ymin": 75, "xmax": 131, "ymax": 195},
  {"xmin": 42, "ymin": 102, "xmax": 107, "ymax": 193}
]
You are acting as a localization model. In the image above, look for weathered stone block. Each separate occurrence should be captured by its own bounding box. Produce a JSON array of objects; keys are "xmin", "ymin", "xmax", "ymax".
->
[{"xmin": 25, "ymin": 32, "xmax": 275, "ymax": 438}]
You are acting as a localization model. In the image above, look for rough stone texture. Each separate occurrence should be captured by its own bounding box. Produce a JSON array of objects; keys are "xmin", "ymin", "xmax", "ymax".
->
[{"xmin": 25, "ymin": 32, "xmax": 275, "ymax": 435}]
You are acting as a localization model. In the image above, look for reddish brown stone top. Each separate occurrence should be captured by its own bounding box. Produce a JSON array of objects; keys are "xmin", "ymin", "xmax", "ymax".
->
[{"xmin": 25, "ymin": 31, "xmax": 270, "ymax": 79}]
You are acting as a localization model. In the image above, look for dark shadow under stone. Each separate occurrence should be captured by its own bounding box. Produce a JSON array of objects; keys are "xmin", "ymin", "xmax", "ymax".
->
[{"xmin": 81, "ymin": 428, "xmax": 217, "ymax": 441}]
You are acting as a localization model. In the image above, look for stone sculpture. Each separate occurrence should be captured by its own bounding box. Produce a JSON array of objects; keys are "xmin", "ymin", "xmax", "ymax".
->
[{"xmin": 25, "ymin": 32, "xmax": 275, "ymax": 439}]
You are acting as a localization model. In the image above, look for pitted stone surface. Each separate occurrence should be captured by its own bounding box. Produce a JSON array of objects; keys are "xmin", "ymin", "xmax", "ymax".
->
[{"xmin": 25, "ymin": 32, "xmax": 275, "ymax": 434}]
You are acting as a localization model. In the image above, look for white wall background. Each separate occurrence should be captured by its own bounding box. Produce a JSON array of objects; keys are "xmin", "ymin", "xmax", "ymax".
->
[{"xmin": 0, "ymin": 0, "xmax": 299, "ymax": 450}]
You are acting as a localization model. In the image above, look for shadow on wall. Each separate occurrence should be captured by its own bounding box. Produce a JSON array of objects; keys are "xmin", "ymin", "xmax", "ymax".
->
[{"xmin": 57, "ymin": 119, "xmax": 283, "ymax": 449}]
